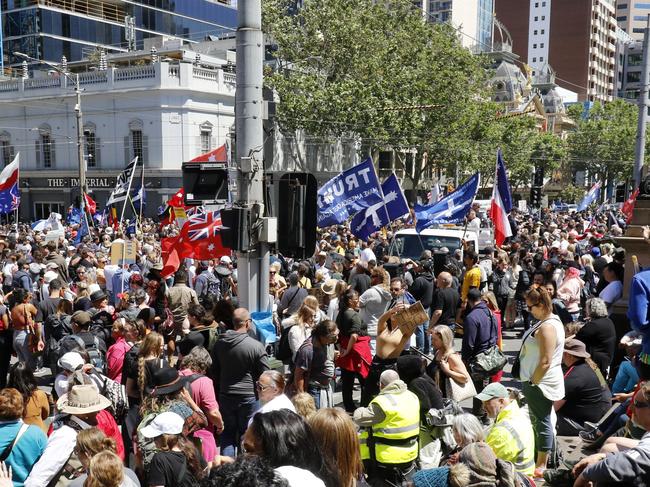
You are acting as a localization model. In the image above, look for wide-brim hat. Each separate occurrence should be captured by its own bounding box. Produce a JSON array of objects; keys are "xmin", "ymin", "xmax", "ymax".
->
[
  {"xmin": 151, "ymin": 367, "xmax": 187, "ymax": 396},
  {"xmin": 321, "ymin": 278, "xmax": 338, "ymax": 296},
  {"xmin": 564, "ymin": 338, "xmax": 590, "ymax": 358},
  {"xmin": 89, "ymin": 289, "xmax": 108, "ymax": 302},
  {"xmin": 57, "ymin": 384, "xmax": 111, "ymax": 415}
]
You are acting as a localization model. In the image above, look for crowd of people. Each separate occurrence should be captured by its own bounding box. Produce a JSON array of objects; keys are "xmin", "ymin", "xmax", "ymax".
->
[{"xmin": 0, "ymin": 201, "xmax": 648, "ymax": 487}]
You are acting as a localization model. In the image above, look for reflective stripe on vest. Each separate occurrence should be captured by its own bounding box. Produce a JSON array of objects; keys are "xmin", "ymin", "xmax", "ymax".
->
[
  {"xmin": 367, "ymin": 389, "xmax": 420, "ymax": 464},
  {"xmin": 495, "ymin": 421, "xmax": 535, "ymax": 472}
]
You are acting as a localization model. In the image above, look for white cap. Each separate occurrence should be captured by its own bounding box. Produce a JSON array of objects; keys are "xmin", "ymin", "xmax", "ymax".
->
[
  {"xmin": 57, "ymin": 352, "xmax": 85, "ymax": 372},
  {"xmin": 220, "ymin": 255, "xmax": 232, "ymax": 264},
  {"xmin": 44, "ymin": 270, "xmax": 58, "ymax": 284},
  {"xmin": 140, "ymin": 411, "xmax": 184, "ymax": 438}
]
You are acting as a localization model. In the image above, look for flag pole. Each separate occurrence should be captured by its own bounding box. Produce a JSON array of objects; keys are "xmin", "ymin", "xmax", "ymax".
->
[
  {"xmin": 119, "ymin": 157, "xmax": 138, "ymax": 225},
  {"xmin": 138, "ymin": 164, "xmax": 144, "ymax": 228}
]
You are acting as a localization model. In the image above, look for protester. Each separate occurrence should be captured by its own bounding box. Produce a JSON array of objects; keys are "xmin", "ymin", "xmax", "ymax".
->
[
  {"xmin": 7, "ymin": 362, "xmax": 49, "ymax": 432},
  {"xmin": 574, "ymin": 297, "xmax": 617, "ymax": 377},
  {"xmin": 429, "ymin": 324, "xmax": 471, "ymax": 398}
]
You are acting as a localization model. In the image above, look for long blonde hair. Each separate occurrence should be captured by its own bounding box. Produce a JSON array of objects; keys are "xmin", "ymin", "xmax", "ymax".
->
[
  {"xmin": 84, "ymin": 451, "xmax": 123, "ymax": 487},
  {"xmin": 308, "ymin": 408, "xmax": 364, "ymax": 487},
  {"xmin": 137, "ymin": 332, "xmax": 163, "ymax": 398}
]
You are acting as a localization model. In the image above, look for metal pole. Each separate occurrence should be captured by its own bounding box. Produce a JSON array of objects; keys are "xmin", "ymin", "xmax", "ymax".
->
[
  {"xmin": 74, "ymin": 73, "xmax": 92, "ymax": 236},
  {"xmin": 236, "ymin": 0, "xmax": 268, "ymax": 312},
  {"xmin": 634, "ymin": 15, "xmax": 650, "ymax": 189},
  {"xmin": 0, "ymin": 1, "xmax": 4, "ymax": 75}
]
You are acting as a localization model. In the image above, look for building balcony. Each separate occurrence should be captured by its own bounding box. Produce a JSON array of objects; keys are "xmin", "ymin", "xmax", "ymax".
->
[{"xmin": 0, "ymin": 61, "xmax": 236, "ymax": 100}]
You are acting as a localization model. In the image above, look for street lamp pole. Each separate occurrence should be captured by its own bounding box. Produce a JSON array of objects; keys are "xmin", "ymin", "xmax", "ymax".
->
[{"xmin": 14, "ymin": 52, "xmax": 86, "ymax": 215}]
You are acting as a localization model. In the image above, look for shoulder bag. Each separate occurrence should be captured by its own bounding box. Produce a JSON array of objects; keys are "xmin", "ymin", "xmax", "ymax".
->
[
  {"xmin": 0, "ymin": 423, "xmax": 29, "ymax": 461},
  {"xmin": 469, "ymin": 310, "xmax": 507, "ymax": 379},
  {"xmin": 446, "ymin": 374, "xmax": 477, "ymax": 403}
]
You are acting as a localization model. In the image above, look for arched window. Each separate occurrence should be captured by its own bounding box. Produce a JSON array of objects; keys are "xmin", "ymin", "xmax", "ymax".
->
[
  {"xmin": 36, "ymin": 124, "xmax": 55, "ymax": 169},
  {"xmin": 0, "ymin": 131, "xmax": 14, "ymax": 167}
]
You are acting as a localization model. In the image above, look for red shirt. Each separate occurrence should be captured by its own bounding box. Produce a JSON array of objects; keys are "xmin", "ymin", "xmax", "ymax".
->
[
  {"xmin": 97, "ymin": 409, "xmax": 125, "ymax": 460},
  {"xmin": 106, "ymin": 337, "xmax": 132, "ymax": 383}
]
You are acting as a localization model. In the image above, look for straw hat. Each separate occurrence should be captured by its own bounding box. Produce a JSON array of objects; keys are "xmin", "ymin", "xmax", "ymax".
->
[{"xmin": 56, "ymin": 384, "xmax": 111, "ymax": 415}]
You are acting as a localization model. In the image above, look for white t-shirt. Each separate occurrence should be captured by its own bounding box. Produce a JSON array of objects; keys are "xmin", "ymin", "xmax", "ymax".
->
[
  {"xmin": 249, "ymin": 394, "xmax": 297, "ymax": 426},
  {"xmin": 275, "ymin": 466, "xmax": 325, "ymax": 487}
]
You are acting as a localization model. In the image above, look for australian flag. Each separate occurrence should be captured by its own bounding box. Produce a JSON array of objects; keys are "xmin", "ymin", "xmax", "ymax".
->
[
  {"xmin": 0, "ymin": 154, "xmax": 20, "ymax": 215},
  {"xmin": 351, "ymin": 173, "xmax": 409, "ymax": 240},
  {"xmin": 415, "ymin": 173, "xmax": 480, "ymax": 232},
  {"xmin": 317, "ymin": 158, "xmax": 383, "ymax": 227},
  {"xmin": 577, "ymin": 182, "xmax": 602, "ymax": 212}
]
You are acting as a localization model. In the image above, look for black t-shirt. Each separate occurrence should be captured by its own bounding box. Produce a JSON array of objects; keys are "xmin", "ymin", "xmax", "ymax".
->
[
  {"xmin": 336, "ymin": 308, "xmax": 367, "ymax": 337},
  {"xmin": 148, "ymin": 451, "xmax": 196, "ymax": 487},
  {"xmin": 349, "ymin": 272, "xmax": 371, "ymax": 295},
  {"xmin": 561, "ymin": 361, "xmax": 611, "ymax": 423},
  {"xmin": 123, "ymin": 347, "xmax": 167, "ymax": 396},
  {"xmin": 36, "ymin": 297, "xmax": 61, "ymax": 323},
  {"xmin": 432, "ymin": 287, "xmax": 460, "ymax": 326},
  {"xmin": 575, "ymin": 317, "xmax": 617, "ymax": 376}
]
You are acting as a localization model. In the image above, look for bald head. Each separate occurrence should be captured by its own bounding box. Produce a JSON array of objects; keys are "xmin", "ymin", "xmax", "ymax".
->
[
  {"xmin": 233, "ymin": 308, "xmax": 251, "ymax": 331},
  {"xmin": 437, "ymin": 272, "xmax": 452, "ymax": 288},
  {"xmin": 380, "ymin": 369, "xmax": 400, "ymax": 388}
]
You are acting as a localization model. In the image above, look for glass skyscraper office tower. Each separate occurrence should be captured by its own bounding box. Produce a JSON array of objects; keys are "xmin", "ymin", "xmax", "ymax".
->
[{"xmin": 1, "ymin": 0, "xmax": 237, "ymax": 69}]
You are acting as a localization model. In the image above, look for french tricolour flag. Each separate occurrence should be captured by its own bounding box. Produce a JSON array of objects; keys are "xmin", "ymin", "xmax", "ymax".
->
[{"xmin": 489, "ymin": 150, "xmax": 513, "ymax": 247}]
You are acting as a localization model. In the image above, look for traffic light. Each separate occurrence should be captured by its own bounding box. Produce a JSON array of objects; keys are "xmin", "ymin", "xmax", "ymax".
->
[
  {"xmin": 277, "ymin": 172, "xmax": 317, "ymax": 259},
  {"xmin": 220, "ymin": 207, "xmax": 251, "ymax": 251},
  {"xmin": 530, "ymin": 186, "xmax": 542, "ymax": 208},
  {"xmin": 615, "ymin": 183, "xmax": 627, "ymax": 203},
  {"xmin": 182, "ymin": 162, "xmax": 228, "ymax": 206}
]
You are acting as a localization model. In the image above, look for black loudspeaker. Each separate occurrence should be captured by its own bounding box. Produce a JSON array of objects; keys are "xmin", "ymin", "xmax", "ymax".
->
[
  {"xmin": 221, "ymin": 207, "xmax": 250, "ymax": 251},
  {"xmin": 181, "ymin": 162, "xmax": 228, "ymax": 205},
  {"xmin": 277, "ymin": 173, "xmax": 317, "ymax": 259}
]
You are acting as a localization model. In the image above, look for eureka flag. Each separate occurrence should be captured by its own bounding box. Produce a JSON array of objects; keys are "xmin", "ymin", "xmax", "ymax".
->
[
  {"xmin": 317, "ymin": 158, "xmax": 382, "ymax": 227},
  {"xmin": 415, "ymin": 173, "xmax": 480, "ymax": 232},
  {"xmin": 350, "ymin": 173, "xmax": 409, "ymax": 240}
]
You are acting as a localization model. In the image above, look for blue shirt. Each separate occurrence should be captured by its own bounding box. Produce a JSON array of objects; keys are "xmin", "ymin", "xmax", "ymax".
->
[
  {"xmin": 111, "ymin": 268, "xmax": 132, "ymax": 304},
  {"xmin": 629, "ymin": 269, "xmax": 650, "ymax": 363},
  {"xmin": 0, "ymin": 420, "xmax": 47, "ymax": 487}
]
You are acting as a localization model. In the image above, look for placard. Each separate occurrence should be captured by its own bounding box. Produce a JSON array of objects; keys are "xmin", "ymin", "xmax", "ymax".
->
[
  {"xmin": 391, "ymin": 301, "xmax": 428, "ymax": 336},
  {"xmin": 110, "ymin": 239, "xmax": 137, "ymax": 265}
]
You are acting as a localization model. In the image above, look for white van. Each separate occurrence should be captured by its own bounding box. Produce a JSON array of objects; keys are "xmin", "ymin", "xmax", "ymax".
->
[{"xmin": 388, "ymin": 227, "xmax": 480, "ymax": 262}]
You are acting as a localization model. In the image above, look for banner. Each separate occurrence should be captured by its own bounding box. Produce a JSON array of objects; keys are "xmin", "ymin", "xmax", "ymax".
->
[
  {"xmin": 415, "ymin": 173, "xmax": 480, "ymax": 232},
  {"xmin": 107, "ymin": 157, "xmax": 138, "ymax": 206},
  {"xmin": 317, "ymin": 158, "xmax": 382, "ymax": 227},
  {"xmin": 351, "ymin": 173, "xmax": 409, "ymax": 240}
]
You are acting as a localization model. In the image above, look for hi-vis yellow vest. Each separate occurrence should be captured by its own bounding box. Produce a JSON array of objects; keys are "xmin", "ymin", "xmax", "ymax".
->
[{"xmin": 359, "ymin": 389, "xmax": 420, "ymax": 464}]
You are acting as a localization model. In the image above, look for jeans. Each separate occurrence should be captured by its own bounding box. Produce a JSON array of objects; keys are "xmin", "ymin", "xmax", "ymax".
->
[
  {"xmin": 13, "ymin": 329, "xmax": 37, "ymax": 370},
  {"xmin": 219, "ymin": 394, "xmax": 257, "ymax": 457},
  {"xmin": 414, "ymin": 308, "xmax": 431, "ymax": 354},
  {"xmin": 522, "ymin": 381, "xmax": 554, "ymax": 453},
  {"xmin": 341, "ymin": 368, "xmax": 366, "ymax": 412}
]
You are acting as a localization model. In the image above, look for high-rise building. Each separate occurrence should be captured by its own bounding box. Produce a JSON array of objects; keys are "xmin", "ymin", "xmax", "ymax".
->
[
  {"xmin": 615, "ymin": 1, "xmax": 650, "ymax": 40},
  {"xmin": 415, "ymin": 0, "xmax": 495, "ymax": 52},
  {"xmin": 1, "ymin": 0, "xmax": 236, "ymax": 70},
  {"xmin": 495, "ymin": 0, "xmax": 617, "ymax": 102}
]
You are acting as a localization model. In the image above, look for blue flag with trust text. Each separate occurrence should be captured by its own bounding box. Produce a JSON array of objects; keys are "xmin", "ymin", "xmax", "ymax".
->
[
  {"xmin": 351, "ymin": 173, "xmax": 409, "ymax": 240},
  {"xmin": 317, "ymin": 158, "xmax": 382, "ymax": 227},
  {"xmin": 415, "ymin": 173, "xmax": 480, "ymax": 232}
]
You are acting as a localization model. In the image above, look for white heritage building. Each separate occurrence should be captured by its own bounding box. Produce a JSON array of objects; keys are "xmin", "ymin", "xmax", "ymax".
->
[{"xmin": 0, "ymin": 42, "xmax": 235, "ymax": 221}]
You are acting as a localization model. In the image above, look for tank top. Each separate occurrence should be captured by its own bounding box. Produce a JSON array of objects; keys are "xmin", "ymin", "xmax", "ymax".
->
[{"xmin": 519, "ymin": 314, "xmax": 565, "ymax": 401}]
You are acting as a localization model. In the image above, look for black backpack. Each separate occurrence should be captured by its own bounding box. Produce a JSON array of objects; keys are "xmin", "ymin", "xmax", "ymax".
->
[
  {"xmin": 45, "ymin": 314, "xmax": 73, "ymax": 370},
  {"xmin": 276, "ymin": 324, "xmax": 295, "ymax": 363},
  {"xmin": 57, "ymin": 333, "xmax": 106, "ymax": 374}
]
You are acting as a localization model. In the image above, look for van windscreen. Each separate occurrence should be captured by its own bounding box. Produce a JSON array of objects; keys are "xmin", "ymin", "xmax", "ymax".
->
[{"xmin": 389, "ymin": 235, "xmax": 462, "ymax": 260}]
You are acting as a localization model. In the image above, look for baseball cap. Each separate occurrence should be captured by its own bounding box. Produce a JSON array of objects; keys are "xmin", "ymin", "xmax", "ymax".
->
[
  {"xmin": 591, "ymin": 247, "xmax": 601, "ymax": 257},
  {"xmin": 57, "ymin": 352, "xmax": 85, "ymax": 372},
  {"xmin": 71, "ymin": 311, "xmax": 92, "ymax": 326},
  {"xmin": 44, "ymin": 270, "xmax": 58, "ymax": 284},
  {"xmin": 140, "ymin": 411, "xmax": 184, "ymax": 438},
  {"xmin": 220, "ymin": 256, "xmax": 232, "ymax": 265},
  {"xmin": 476, "ymin": 382, "xmax": 509, "ymax": 402}
]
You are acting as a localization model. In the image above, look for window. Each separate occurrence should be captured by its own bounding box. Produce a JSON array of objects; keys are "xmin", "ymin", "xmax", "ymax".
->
[
  {"xmin": 541, "ymin": 15, "xmax": 545, "ymax": 20},
  {"xmin": 540, "ymin": 56, "xmax": 544, "ymax": 61},
  {"xmin": 534, "ymin": 30, "xmax": 538, "ymax": 35},
  {"xmin": 125, "ymin": 119, "xmax": 147, "ymax": 165},
  {"xmin": 534, "ymin": 16, "xmax": 538, "ymax": 21},
  {"xmin": 533, "ymin": 43, "xmax": 537, "ymax": 48},
  {"xmin": 634, "ymin": 15, "xmax": 649, "ymax": 20},
  {"xmin": 35, "ymin": 125, "xmax": 55, "ymax": 169},
  {"xmin": 617, "ymin": 16, "xmax": 628, "ymax": 21},
  {"xmin": 34, "ymin": 202, "xmax": 64, "ymax": 221},
  {"xmin": 634, "ymin": 27, "xmax": 645, "ymax": 33},
  {"xmin": 199, "ymin": 121, "xmax": 213, "ymax": 153},
  {"xmin": 618, "ymin": 3, "xmax": 628, "ymax": 8},
  {"xmin": 634, "ymin": 3, "xmax": 650, "ymax": 8},
  {"xmin": 541, "ymin": 29, "xmax": 545, "ymax": 34},
  {"xmin": 627, "ymin": 71, "xmax": 641, "ymax": 83},
  {"xmin": 0, "ymin": 132, "xmax": 13, "ymax": 167},
  {"xmin": 540, "ymin": 43, "xmax": 544, "ymax": 47},
  {"xmin": 542, "ymin": 1, "xmax": 546, "ymax": 5},
  {"xmin": 83, "ymin": 123, "xmax": 99, "ymax": 168},
  {"xmin": 533, "ymin": 57, "xmax": 537, "ymax": 62},
  {"xmin": 535, "ymin": 2, "xmax": 539, "ymax": 6}
]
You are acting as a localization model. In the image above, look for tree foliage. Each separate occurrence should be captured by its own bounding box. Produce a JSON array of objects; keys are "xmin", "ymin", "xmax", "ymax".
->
[
  {"xmin": 567, "ymin": 100, "xmax": 644, "ymax": 183},
  {"xmin": 263, "ymin": 0, "xmax": 566, "ymax": 193}
]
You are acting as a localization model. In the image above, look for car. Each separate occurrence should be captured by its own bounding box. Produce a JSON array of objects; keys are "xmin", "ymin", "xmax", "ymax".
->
[{"xmin": 388, "ymin": 227, "xmax": 480, "ymax": 262}]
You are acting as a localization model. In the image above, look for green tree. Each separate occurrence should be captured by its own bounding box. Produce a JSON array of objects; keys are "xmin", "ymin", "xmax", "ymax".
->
[
  {"xmin": 557, "ymin": 184, "xmax": 585, "ymax": 204},
  {"xmin": 263, "ymin": 0, "xmax": 496, "ymax": 194},
  {"xmin": 568, "ymin": 100, "xmax": 644, "ymax": 184}
]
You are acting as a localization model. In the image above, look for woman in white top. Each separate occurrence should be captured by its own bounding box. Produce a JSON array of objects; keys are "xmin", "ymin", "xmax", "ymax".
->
[
  {"xmin": 520, "ymin": 286, "xmax": 565, "ymax": 478},
  {"xmin": 598, "ymin": 262, "xmax": 624, "ymax": 315},
  {"xmin": 249, "ymin": 370, "xmax": 296, "ymax": 426},
  {"xmin": 287, "ymin": 297, "xmax": 325, "ymax": 361}
]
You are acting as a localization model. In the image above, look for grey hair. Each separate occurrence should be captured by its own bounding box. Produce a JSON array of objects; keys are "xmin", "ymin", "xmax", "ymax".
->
[
  {"xmin": 586, "ymin": 298, "xmax": 609, "ymax": 319},
  {"xmin": 179, "ymin": 346, "xmax": 212, "ymax": 373},
  {"xmin": 452, "ymin": 413, "xmax": 485, "ymax": 447},
  {"xmin": 379, "ymin": 369, "xmax": 400, "ymax": 388}
]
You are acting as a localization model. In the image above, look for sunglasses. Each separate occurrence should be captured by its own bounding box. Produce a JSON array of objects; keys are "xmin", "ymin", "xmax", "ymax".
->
[
  {"xmin": 256, "ymin": 381, "xmax": 274, "ymax": 392},
  {"xmin": 270, "ymin": 271, "xmax": 276, "ymax": 275}
]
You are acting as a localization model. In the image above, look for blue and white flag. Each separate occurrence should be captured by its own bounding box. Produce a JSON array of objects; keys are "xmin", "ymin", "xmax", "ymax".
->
[
  {"xmin": 351, "ymin": 173, "xmax": 409, "ymax": 240},
  {"xmin": 74, "ymin": 218, "xmax": 89, "ymax": 245},
  {"xmin": 577, "ymin": 182, "xmax": 601, "ymax": 212},
  {"xmin": 415, "ymin": 173, "xmax": 480, "ymax": 232},
  {"xmin": 317, "ymin": 158, "xmax": 383, "ymax": 227}
]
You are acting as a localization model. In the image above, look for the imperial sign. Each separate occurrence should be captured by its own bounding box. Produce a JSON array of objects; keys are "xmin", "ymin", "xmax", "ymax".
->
[{"xmin": 20, "ymin": 177, "xmax": 117, "ymax": 188}]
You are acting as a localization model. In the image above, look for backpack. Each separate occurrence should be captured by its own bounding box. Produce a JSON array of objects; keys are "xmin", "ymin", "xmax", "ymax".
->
[
  {"xmin": 57, "ymin": 334, "xmax": 106, "ymax": 373},
  {"xmin": 84, "ymin": 336, "xmax": 106, "ymax": 374},
  {"xmin": 97, "ymin": 373, "xmax": 129, "ymax": 422},
  {"xmin": 45, "ymin": 314, "xmax": 73, "ymax": 371},
  {"xmin": 276, "ymin": 324, "xmax": 295, "ymax": 362},
  {"xmin": 195, "ymin": 325, "xmax": 219, "ymax": 352},
  {"xmin": 200, "ymin": 273, "xmax": 221, "ymax": 303}
]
